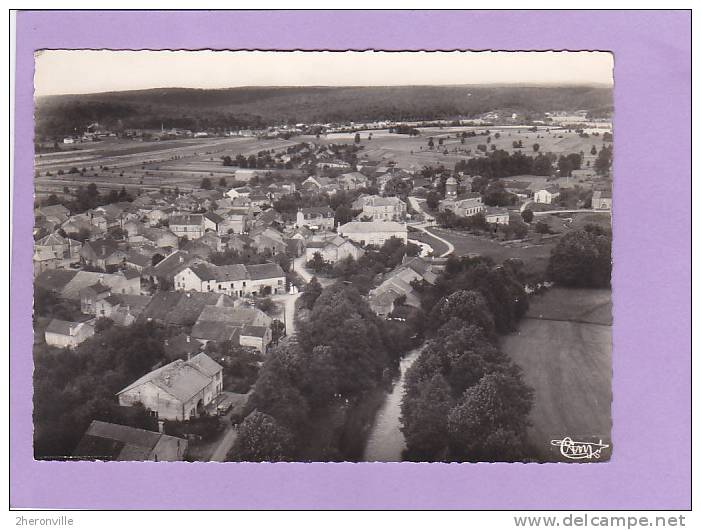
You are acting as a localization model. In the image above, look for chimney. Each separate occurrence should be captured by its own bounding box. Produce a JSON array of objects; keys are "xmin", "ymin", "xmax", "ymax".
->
[
  {"xmin": 158, "ymin": 420, "xmax": 165, "ymax": 434},
  {"xmin": 186, "ymin": 335, "xmax": 191, "ymax": 343},
  {"xmin": 187, "ymin": 351, "xmax": 192, "ymax": 361}
]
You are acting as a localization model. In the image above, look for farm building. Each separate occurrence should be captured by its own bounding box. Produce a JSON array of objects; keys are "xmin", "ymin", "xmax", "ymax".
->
[
  {"xmin": 117, "ymin": 353, "xmax": 223, "ymax": 422},
  {"xmin": 73, "ymin": 420, "xmax": 188, "ymax": 462},
  {"xmin": 534, "ymin": 186, "xmax": 561, "ymax": 204},
  {"xmin": 45, "ymin": 319, "xmax": 95, "ymax": 349},
  {"xmin": 304, "ymin": 235, "xmax": 365, "ymax": 264},
  {"xmin": 337, "ymin": 221, "xmax": 408, "ymax": 246},
  {"xmin": 295, "ymin": 207, "xmax": 335, "ymax": 231}
]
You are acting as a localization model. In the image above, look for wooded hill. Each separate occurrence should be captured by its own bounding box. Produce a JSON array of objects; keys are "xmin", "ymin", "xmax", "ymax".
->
[{"xmin": 35, "ymin": 85, "xmax": 613, "ymax": 138}]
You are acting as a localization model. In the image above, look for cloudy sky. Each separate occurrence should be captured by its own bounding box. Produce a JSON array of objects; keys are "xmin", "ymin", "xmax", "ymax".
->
[{"xmin": 34, "ymin": 50, "xmax": 613, "ymax": 96}]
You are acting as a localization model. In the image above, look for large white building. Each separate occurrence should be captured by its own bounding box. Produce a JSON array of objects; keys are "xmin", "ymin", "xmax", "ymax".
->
[
  {"xmin": 337, "ymin": 221, "xmax": 408, "ymax": 247},
  {"xmin": 174, "ymin": 262, "xmax": 286, "ymax": 297},
  {"xmin": 534, "ymin": 186, "xmax": 560, "ymax": 204}
]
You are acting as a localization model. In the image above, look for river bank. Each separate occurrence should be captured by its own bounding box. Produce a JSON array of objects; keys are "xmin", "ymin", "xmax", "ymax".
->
[{"xmin": 363, "ymin": 347, "xmax": 422, "ymax": 462}]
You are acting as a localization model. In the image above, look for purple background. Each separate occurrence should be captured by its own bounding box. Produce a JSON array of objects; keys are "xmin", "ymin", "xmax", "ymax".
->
[{"xmin": 12, "ymin": 10, "xmax": 691, "ymax": 509}]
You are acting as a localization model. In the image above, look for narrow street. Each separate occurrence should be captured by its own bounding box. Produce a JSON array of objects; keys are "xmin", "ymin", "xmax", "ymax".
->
[
  {"xmin": 209, "ymin": 424, "xmax": 237, "ymax": 462},
  {"xmin": 292, "ymin": 256, "xmax": 333, "ymax": 287},
  {"xmin": 271, "ymin": 291, "xmax": 301, "ymax": 337}
]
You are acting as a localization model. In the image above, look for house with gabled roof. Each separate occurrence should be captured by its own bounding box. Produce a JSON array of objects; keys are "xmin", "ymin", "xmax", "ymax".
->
[
  {"xmin": 139, "ymin": 291, "xmax": 236, "ymax": 326},
  {"xmin": 304, "ymin": 235, "xmax": 365, "ymax": 263},
  {"xmin": 80, "ymin": 238, "xmax": 128, "ymax": 271},
  {"xmin": 36, "ymin": 204, "xmax": 71, "ymax": 225},
  {"xmin": 142, "ymin": 250, "xmax": 204, "ymax": 287},
  {"xmin": 368, "ymin": 256, "xmax": 442, "ymax": 316},
  {"xmin": 338, "ymin": 171, "xmax": 369, "ymax": 191},
  {"xmin": 191, "ymin": 304, "xmax": 273, "ymax": 353},
  {"xmin": 337, "ymin": 220, "xmax": 408, "ymax": 246},
  {"xmin": 170, "ymin": 214, "xmax": 205, "ymax": 240},
  {"xmin": 45, "ymin": 318, "xmax": 95, "ymax": 348},
  {"xmin": 174, "ymin": 262, "xmax": 286, "ymax": 297},
  {"xmin": 295, "ymin": 207, "xmax": 335, "ymax": 231},
  {"xmin": 117, "ymin": 353, "xmax": 223, "ymax": 421},
  {"xmin": 534, "ymin": 186, "xmax": 560, "ymax": 205},
  {"xmin": 73, "ymin": 420, "xmax": 187, "ymax": 462}
]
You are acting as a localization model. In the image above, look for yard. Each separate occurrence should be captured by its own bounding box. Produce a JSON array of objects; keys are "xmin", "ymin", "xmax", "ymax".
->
[
  {"xmin": 501, "ymin": 287, "xmax": 612, "ymax": 462},
  {"xmin": 427, "ymin": 226, "xmax": 558, "ymax": 277}
]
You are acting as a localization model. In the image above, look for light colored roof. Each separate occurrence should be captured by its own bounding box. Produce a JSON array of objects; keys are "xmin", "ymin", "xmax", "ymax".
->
[
  {"xmin": 117, "ymin": 354, "xmax": 221, "ymax": 403},
  {"xmin": 197, "ymin": 305, "xmax": 271, "ymax": 327},
  {"xmin": 241, "ymin": 325, "xmax": 267, "ymax": 338},
  {"xmin": 338, "ymin": 221, "xmax": 407, "ymax": 234},
  {"xmin": 36, "ymin": 232, "xmax": 67, "ymax": 246},
  {"xmin": 365, "ymin": 196, "xmax": 405, "ymax": 207},
  {"xmin": 74, "ymin": 420, "xmax": 161, "ymax": 461},
  {"xmin": 45, "ymin": 318, "xmax": 81, "ymax": 336},
  {"xmin": 187, "ymin": 352, "xmax": 224, "ymax": 377}
]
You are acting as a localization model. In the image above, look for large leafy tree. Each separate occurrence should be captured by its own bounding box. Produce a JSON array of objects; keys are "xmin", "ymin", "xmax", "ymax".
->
[
  {"xmin": 447, "ymin": 368, "xmax": 534, "ymax": 462},
  {"xmin": 230, "ymin": 411, "xmax": 296, "ymax": 462},
  {"xmin": 547, "ymin": 225, "xmax": 612, "ymax": 288}
]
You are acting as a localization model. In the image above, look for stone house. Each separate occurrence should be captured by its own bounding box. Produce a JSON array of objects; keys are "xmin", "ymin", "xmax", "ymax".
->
[
  {"xmin": 117, "ymin": 353, "xmax": 223, "ymax": 422},
  {"xmin": 45, "ymin": 319, "xmax": 95, "ymax": 348},
  {"xmin": 337, "ymin": 221, "xmax": 408, "ymax": 246}
]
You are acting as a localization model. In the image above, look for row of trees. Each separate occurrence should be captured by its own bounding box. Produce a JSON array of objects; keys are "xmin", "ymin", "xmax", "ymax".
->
[
  {"xmin": 455, "ymin": 150, "xmax": 557, "ymax": 179},
  {"xmin": 231, "ymin": 283, "xmax": 403, "ymax": 461},
  {"xmin": 42, "ymin": 183, "xmax": 133, "ymax": 215},
  {"xmin": 33, "ymin": 321, "xmax": 169, "ymax": 459},
  {"xmin": 401, "ymin": 257, "xmax": 534, "ymax": 461}
]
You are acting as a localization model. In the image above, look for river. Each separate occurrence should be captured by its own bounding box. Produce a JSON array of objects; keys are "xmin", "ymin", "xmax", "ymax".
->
[{"xmin": 362, "ymin": 348, "xmax": 422, "ymax": 462}]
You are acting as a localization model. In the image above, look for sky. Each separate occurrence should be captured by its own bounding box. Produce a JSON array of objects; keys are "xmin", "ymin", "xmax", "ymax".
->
[{"xmin": 34, "ymin": 50, "xmax": 613, "ymax": 97}]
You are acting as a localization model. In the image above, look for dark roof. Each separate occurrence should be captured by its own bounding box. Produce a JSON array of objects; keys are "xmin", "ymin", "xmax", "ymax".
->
[
  {"xmin": 164, "ymin": 333, "xmax": 202, "ymax": 361},
  {"xmin": 191, "ymin": 321, "xmax": 239, "ymax": 343},
  {"xmin": 81, "ymin": 282, "xmax": 112, "ymax": 295},
  {"xmin": 126, "ymin": 252, "xmax": 151, "ymax": 267},
  {"xmin": 241, "ymin": 325, "xmax": 267, "ymax": 338},
  {"xmin": 140, "ymin": 291, "xmax": 236, "ymax": 326},
  {"xmin": 45, "ymin": 318, "xmax": 78, "ymax": 335},
  {"xmin": 35, "ymin": 269, "xmax": 78, "ymax": 292},
  {"xmin": 245, "ymin": 263, "xmax": 285, "ymax": 280},
  {"xmin": 204, "ymin": 211, "xmax": 225, "ymax": 224},
  {"xmin": 121, "ymin": 269, "xmax": 141, "ymax": 280},
  {"xmin": 170, "ymin": 214, "xmax": 203, "ymax": 225},
  {"xmin": 73, "ymin": 421, "xmax": 163, "ymax": 461}
]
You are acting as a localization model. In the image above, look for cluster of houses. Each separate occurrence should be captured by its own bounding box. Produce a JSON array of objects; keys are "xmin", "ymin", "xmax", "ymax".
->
[{"xmin": 35, "ymin": 133, "xmax": 614, "ymax": 460}]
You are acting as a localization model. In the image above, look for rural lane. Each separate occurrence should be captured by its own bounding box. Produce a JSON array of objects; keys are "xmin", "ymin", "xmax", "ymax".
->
[{"xmin": 209, "ymin": 425, "xmax": 238, "ymax": 462}]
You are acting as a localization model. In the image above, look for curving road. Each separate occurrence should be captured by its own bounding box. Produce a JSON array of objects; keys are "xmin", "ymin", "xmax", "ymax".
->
[{"xmin": 407, "ymin": 196, "xmax": 454, "ymax": 257}]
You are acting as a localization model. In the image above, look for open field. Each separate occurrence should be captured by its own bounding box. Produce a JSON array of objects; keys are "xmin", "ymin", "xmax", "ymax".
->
[
  {"xmin": 427, "ymin": 226, "xmax": 558, "ymax": 276},
  {"xmin": 303, "ymin": 126, "xmax": 607, "ymax": 170},
  {"xmin": 501, "ymin": 287, "xmax": 612, "ymax": 462},
  {"xmin": 34, "ymin": 136, "xmax": 300, "ymax": 195}
]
